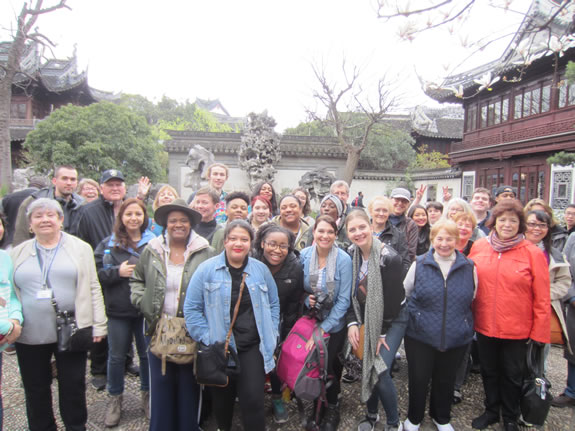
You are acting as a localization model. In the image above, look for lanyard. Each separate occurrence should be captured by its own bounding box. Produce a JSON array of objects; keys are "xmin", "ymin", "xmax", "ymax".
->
[{"xmin": 35, "ymin": 237, "xmax": 62, "ymax": 290}]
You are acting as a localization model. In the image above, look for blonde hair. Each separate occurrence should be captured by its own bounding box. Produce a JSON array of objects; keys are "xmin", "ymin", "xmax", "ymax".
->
[
  {"xmin": 524, "ymin": 198, "xmax": 557, "ymax": 227},
  {"xmin": 206, "ymin": 163, "xmax": 229, "ymax": 179},
  {"xmin": 153, "ymin": 185, "xmax": 179, "ymax": 211},
  {"xmin": 453, "ymin": 211, "xmax": 477, "ymax": 230},
  {"xmin": 368, "ymin": 196, "xmax": 393, "ymax": 216},
  {"xmin": 430, "ymin": 219, "xmax": 459, "ymax": 242},
  {"xmin": 77, "ymin": 178, "xmax": 100, "ymax": 194}
]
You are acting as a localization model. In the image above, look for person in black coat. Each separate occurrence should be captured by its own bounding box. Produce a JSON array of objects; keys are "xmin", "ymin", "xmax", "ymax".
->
[{"xmin": 252, "ymin": 223, "xmax": 305, "ymax": 424}]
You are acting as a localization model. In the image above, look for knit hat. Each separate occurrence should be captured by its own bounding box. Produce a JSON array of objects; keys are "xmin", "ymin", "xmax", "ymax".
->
[{"xmin": 321, "ymin": 194, "xmax": 344, "ymax": 218}]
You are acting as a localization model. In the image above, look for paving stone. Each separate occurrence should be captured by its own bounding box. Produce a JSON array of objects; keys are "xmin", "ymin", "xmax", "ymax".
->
[{"xmin": 2, "ymin": 344, "xmax": 574, "ymax": 430}]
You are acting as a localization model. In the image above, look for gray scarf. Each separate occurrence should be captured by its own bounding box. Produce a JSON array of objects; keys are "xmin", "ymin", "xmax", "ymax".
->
[
  {"xmin": 351, "ymin": 238, "xmax": 387, "ymax": 403},
  {"xmin": 309, "ymin": 244, "xmax": 338, "ymax": 299}
]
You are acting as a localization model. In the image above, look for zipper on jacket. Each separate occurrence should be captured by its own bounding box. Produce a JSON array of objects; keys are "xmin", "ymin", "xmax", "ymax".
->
[{"xmin": 440, "ymin": 279, "xmax": 447, "ymax": 351}]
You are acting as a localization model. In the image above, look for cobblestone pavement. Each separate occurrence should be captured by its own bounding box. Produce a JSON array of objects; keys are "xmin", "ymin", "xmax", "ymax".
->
[{"xmin": 2, "ymin": 344, "xmax": 575, "ymax": 430}]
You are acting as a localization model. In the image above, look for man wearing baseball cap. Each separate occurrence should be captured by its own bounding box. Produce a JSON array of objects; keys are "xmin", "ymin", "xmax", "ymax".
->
[
  {"xmin": 494, "ymin": 185, "xmax": 517, "ymax": 203},
  {"xmin": 389, "ymin": 187, "xmax": 419, "ymax": 263}
]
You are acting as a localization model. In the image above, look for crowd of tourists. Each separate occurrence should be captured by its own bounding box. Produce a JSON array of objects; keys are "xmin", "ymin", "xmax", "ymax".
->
[{"xmin": 0, "ymin": 162, "xmax": 574, "ymax": 431}]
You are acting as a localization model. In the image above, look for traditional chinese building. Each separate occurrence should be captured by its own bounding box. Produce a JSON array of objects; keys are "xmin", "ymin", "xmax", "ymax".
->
[
  {"xmin": 426, "ymin": 0, "xmax": 575, "ymax": 207},
  {"xmin": 2, "ymin": 42, "xmax": 116, "ymax": 166}
]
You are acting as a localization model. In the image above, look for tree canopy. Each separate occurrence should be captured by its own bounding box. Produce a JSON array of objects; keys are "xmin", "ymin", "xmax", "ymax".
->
[{"xmin": 24, "ymin": 102, "xmax": 167, "ymax": 183}]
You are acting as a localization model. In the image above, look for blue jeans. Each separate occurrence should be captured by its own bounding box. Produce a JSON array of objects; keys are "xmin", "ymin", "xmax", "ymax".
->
[
  {"xmin": 366, "ymin": 305, "xmax": 408, "ymax": 426},
  {"xmin": 565, "ymin": 361, "xmax": 575, "ymax": 399},
  {"xmin": 107, "ymin": 316, "xmax": 149, "ymax": 395}
]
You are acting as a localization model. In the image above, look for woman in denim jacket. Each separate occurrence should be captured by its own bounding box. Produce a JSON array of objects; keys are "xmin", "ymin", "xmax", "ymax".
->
[
  {"xmin": 184, "ymin": 220, "xmax": 280, "ymax": 431},
  {"xmin": 300, "ymin": 215, "xmax": 352, "ymax": 431}
]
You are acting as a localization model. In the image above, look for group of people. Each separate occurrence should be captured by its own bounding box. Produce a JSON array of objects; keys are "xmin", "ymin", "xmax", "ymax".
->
[{"xmin": 0, "ymin": 161, "xmax": 574, "ymax": 431}]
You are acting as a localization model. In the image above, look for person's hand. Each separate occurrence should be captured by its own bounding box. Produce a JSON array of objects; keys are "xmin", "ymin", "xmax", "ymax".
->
[
  {"xmin": 376, "ymin": 337, "xmax": 390, "ymax": 355},
  {"xmin": 305, "ymin": 337, "xmax": 315, "ymax": 352},
  {"xmin": 442, "ymin": 186, "xmax": 452, "ymax": 202},
  {"xmin": 308, "ymin": 294, "xmax": 317, "ymax": 308},
  {"xmin": 93, "ymin": 336, "xmax": 104, "ymax": 343},
  {"xmin": 2, "ymin": 320, "xmax": 22, "ymax": 344},
  {"xmin": 416, "ymin": 184, "xmax": 427, "ymax": 200},
  {"xmin": 137, "ymin": 176, "xmax": 151, "ymax": 200},
  {"xmin": 119, "ymin": 261, "xmax": 136, "ymax": 278},
  {"xmin": 348, "ymin": 325, "xmax": 360, "ymax": 351}
]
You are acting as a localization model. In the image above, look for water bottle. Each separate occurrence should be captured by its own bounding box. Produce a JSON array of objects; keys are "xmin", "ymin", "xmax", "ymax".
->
[{"xmin": 103, "ymin": 249, "xmax": 112, "ymax": 269}]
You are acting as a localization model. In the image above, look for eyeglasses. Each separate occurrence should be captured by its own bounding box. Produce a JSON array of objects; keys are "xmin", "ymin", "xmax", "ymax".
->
[
  {"xmin": 264, "ymin": 241, "xmax": 289, "ymax": 251},
  {"xmin": 526, "ymin": 222, "xmax": 548, "ymax": 230}
]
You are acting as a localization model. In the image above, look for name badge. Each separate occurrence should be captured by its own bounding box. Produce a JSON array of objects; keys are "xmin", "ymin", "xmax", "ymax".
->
[{"xmin": 36, "ymin": 289, "xmax": 52, "ymax": 300}]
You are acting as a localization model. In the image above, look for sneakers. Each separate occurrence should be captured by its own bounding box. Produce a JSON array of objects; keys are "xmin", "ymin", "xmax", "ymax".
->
[
  {"xmin": 141, "ymin": 390, "xmax": 150, "ymax": 420},
  {"xmin": 320, "ymin": 403, "xmax": 340, "ymax": 431},
  {"xmin": 357, "ymin": 413, "xmax": 379, "ymax": 431},
  {"xmin": 385, "ymin": 423, "xmax": 403, "ymax": 431},
  {"xmin": 272, "ymin": 398, "xmax": 289, "ymax": 424},
  {"xmin": 91, "ymin": 374, "xmax": 106, "ymax": 391},
  {"xmin": 453, "ymin": 389, "xmax": 463, "ymax": 404},
  {"xmin": 104, "ymin": 394, "xmax": 123, "ymax": 427},
  {"xmin": 471, "ymin": 411, "xmax": 499, "ymax": 429},
  {"xmin": 432, "ymin": 419, "xmax": 454, "ymax": 431},
  {"xmin": 552, "ymin": 393, "xmax": 575, "ymax": 407},
  {"xmin": 403, "ymin": 418, "xmax": 420, "ymax": 431}
]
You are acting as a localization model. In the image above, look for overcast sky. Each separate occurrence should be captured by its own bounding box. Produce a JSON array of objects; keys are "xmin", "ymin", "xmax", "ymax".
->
[{"xmin": 1, "ymin": 0, "xmax": 531, "ymax": 130}]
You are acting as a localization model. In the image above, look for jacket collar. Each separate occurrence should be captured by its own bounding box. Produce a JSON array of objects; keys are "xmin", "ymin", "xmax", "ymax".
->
[{"xmin": 148, "ymin": 230, "xmax": 209, "ymax": 257}]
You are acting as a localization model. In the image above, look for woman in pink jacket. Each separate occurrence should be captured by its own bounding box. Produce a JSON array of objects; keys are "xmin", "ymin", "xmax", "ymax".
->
[{"xmin": 469, "ymin": 200, "xmax": 550, "ymax": 431}]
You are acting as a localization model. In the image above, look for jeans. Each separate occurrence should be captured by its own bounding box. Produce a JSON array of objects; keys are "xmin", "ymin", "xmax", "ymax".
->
[
  {"xmin": 565, "ymin": 361, "xmax": 575, "ymax": 399},
  {"xmin": 366, "ymin": 305, "xmax": 408, "ymax": 426},
  {"xmin": 107, "ymin": 316, "xmax": 149, "ymax": 395},
  {"xmin": 16, "ymin": 342, "xmax": 88, "ymax": 431}
]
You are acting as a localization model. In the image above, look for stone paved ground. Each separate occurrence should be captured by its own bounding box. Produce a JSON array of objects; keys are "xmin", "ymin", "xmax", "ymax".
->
[{"xmin": 2, "ymin": 344, "xmax": 575, "ymax": 430}]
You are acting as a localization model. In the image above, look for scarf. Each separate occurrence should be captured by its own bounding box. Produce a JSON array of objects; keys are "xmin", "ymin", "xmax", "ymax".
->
[
  {"xmin": 350, "ymin": 238, "xmax": 387, "ymax": 403},
  {"xmin": 488, "ymin": 230, "xmax": 524, "ymax": 253},
  {"xmin": 308, "ymin": 244, "xmax": 338, "ymax": 299}
]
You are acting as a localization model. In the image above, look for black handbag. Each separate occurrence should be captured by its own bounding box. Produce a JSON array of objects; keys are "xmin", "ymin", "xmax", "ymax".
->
[
  {"xmin": 195, "ymin": 273, "xmax": 246, "ymax": 387},
  {"xmin": 520, "ymin": 342, "xmax": 553, "ymax": 426},
  {"xmin": 54, "ymin": 305, "xmax": 93, "ymax": 353}
]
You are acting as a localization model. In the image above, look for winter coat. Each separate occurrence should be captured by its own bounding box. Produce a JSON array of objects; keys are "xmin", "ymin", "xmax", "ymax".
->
[
  {"xmin": 129, "ymin": 233, "xmax": 214, "ymax": 335},
  {"xmin": 551, "ymin": 225, "xmax": 569, "ymax": 252},
  {"xmin": 389, "ymin": 214, "xmax": 419, "ymax": 264},
  {"xmin": 469, "ymin": 238, "xmax": 550, "ymax": 344},
  {"xmin": 75, "ymin": 196, "xmax": 117, "ymax": 250},
  {"xmin": 549, "ymin": 249, "xmax": 572, "ymax": 350},
  {"xmin": 94, "ymin": 230, "xmax": 156, "ymax": 319}
]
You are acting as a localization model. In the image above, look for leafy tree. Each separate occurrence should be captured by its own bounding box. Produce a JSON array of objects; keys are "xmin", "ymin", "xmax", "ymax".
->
[
  {"xmin": 567, "ymin": 61, "xmax": 575, "ymax": 83},
  {"xmin": 410, "ymin": 144, "xmax": 451, "ymax": 169},
  {"xmin": 360, "ymin": 125, "xmax": 416, "ymax": 170},
  {"xmin": 238, "ymin": 111, "xmax": 281, "ymax": 188},
  {"xmin": 547, "ymin": 151, "xmax": 575, "ymax": 167},
  {"xmin": 24, "ymin": 102, "xmax": 167, "ymax": 183},
  {"xmin": 153, "ymin": 109, "xmax": 234, "ymax": 140},
  {"xmin": 284, "ymin": 120, "xmax": 335, "ymax": 136}
]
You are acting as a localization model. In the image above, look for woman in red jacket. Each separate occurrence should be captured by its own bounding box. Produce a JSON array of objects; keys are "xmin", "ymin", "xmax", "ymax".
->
[{"xmin": 469, "ymin": 200, "xmax": 550, "ymax": 431}]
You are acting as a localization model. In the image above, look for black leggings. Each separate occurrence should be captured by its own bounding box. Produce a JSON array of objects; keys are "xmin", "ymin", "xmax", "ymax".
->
[
  {"xmin": 325, "ymin": 327, "xmax": 347, "ymax": 404},
  {"xmin": 210, "ymin": 344, "xmax": 266, "ymax": 431}
]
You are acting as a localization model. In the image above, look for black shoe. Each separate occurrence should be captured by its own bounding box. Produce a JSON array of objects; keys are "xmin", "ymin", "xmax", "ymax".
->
[
  {"xmin": 91, "ymin": 374, "xmax": 106, "ymax": 391},
  {"xmin": 552, "ymin": 393, "xmax": 575, "ymax": 407},
  {"xmin": 342, "ymin": 371, "xmax": 360, "ymax": 383},
  {"xmin": 504, "ymin": 422, "xmax": 519, "ymax": 431},
  {"xmin": 126, "ymin": 363, "xmax": 140, "ymax": 377},
  {"xmin": 471, "ymin": 412, "xmax": 499, "ymax": 429},
  {"xmin": 320, "ymin": 404, "xmax": 340, "ymax": 431}
]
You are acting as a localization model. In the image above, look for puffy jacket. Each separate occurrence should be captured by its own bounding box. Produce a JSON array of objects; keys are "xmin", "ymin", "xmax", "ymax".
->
[
  {"xmin": 253, "ymin": 250, "xmax": 305, "ymax": 339},
  {"xmin": 129, "ymin": 233, "xmax": 214, "ymax": 335},
  {"xmin": 377, "ymin": 221, "xmax": 410, "ymax": 279},
  {"xmin": 94, "ymin": 230, "xmax": 156, "ymax": 319},
  {"xmin": 183, "ymin": 252, "xmax": 280, "ymax": 374},
  {"xmin": 13, "ymin": 187, "xmax": 84, "ymax": 246},
  {"xmin": 406, "ymin": 250, "xmax": 475, "ymax": 351},
  {"xmin": 469, "ymin": 238, "xmax": 551, "ymax": 343}
]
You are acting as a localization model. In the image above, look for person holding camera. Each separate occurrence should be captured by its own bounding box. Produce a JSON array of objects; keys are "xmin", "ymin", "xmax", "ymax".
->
[{"xmin": 300, "ymin": 215, "xmax": 352, "ymax": 431}]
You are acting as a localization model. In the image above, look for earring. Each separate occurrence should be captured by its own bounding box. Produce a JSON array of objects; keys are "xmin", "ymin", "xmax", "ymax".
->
[{"xmin": 29, "ymin": 227, "xmax": 34, "ymax": 234}]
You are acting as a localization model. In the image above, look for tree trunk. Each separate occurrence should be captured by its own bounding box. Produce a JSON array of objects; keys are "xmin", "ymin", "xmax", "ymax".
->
[
  {"xmin": 343, "ymin": 146, "xmax": 362, "ymax": 186},
  {"xmin": 0, "ymin": 74, "xmax": 14, "ymax": 192}
]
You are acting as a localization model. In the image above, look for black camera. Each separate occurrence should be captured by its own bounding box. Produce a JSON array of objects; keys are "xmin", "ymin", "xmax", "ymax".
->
[{"xmin": 310, "ymin": 291, "xmax": 333, "ymax": 321}]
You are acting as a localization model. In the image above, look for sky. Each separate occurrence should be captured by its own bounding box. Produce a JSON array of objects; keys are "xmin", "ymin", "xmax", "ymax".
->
[{"xmin": 1, "ymin": 0, "xmax": 532, "ymax": 131}]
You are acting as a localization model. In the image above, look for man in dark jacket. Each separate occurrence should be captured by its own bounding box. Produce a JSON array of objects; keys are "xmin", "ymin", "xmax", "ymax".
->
[
  {"xmin": 75, "ymin": 169, "xmax": 130, "ymax": 390},
  {"xmin": 389, "ymin": 188, "xmax": 419, "ymax": 263},
  {"xmin": 1, "ymin": 176, "xmax": 48, "ymax": 246},
  {"xmin": 12, "ymin": 166, "xmax": 83, "ymax": 246},
  {"xmin": 377, "ymin": 222, "xmax": 411, "ymax": 280}
]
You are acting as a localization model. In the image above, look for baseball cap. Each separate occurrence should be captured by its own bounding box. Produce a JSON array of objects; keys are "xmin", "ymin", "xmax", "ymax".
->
[
  {"xmin": 390, "ymin": 188, "xmax": 411, "ymax": 201},
  {"xmin": 100, "ymin": 169, "xmax": 125, "ymax": 184},
  {"xmin": 495, "ymin": 185, "xmax": 516, "ymax": 197}
]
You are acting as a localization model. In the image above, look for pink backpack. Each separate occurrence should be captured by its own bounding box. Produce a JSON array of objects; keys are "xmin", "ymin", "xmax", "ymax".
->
[{"xmin": 276, "ymin": 316, "xmax": 330, "ymax": 401}]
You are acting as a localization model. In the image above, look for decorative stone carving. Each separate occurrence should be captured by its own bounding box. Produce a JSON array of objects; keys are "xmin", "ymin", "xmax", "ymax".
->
[
  {"xmin": 238, "ymin": 111, "xmax": 281, "ymax": 189},
  {"xmin": 11, "ymin": 167, "xmax": 48, "ymax": 192},
  {"xmin": 299, "ymin": 169, "xmax": 336, "ymax": 205},
  {"xmin": 185, "ymin": 145, "xmax": 215, "ymax": 191}
]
